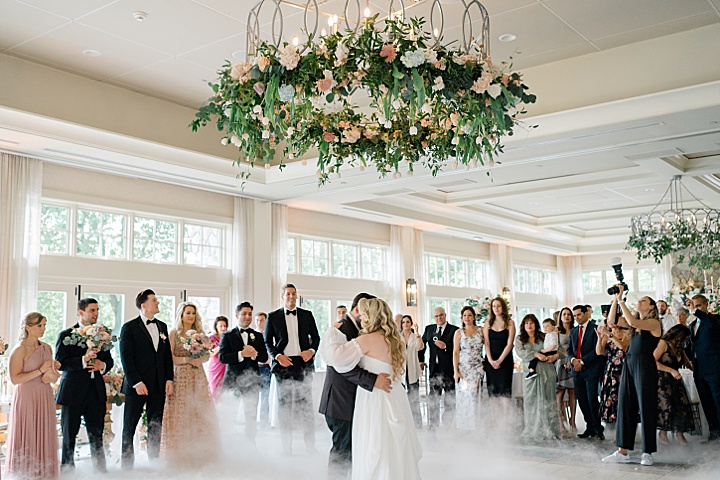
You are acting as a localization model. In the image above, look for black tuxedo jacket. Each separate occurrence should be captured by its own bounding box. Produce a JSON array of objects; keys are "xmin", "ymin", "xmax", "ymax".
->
[
  {"xmin": 318, "ymin": 315, "xmax": 377, "ymax": 422},
  {"xmin": 264, "ymin": 307, "xmax": 320, "ymax": 372},
  {"xmin": 119, "ymin": 316, "xmax": 174, "ymax": 395},
  {"xmin": 421, "ymin": 322, "xmax": 458, "ymax": 377},
  {"xmin": 567, "ymin": 320, "xmax": 604, "ymax": 379},
  {"xmin": 55, "ymin": 323, "xmax": 114, "ymax": 406},
  {"xmin": 219, "ymin": 326, "xmax": 269, "ymax": 392},
  {"xmin": 689, "ymin": 310, "xmax": 720, "ymax": 376}
]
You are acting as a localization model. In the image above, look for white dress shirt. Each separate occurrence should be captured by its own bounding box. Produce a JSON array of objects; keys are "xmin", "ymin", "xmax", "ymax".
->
[
  {"xmin": 140, "ymin": 313, "xmax": 160, "ymax": 351},
  {"xmin": 237, "ymin": 329, "xmax": 257, "ymax": 362},
  {"xmin": 661, "ymin": 314, "xmax": 677, "ymax": 333},
  {"xmin": 283, "ymin": 309, "xmax": 302, "ymax": 356}
]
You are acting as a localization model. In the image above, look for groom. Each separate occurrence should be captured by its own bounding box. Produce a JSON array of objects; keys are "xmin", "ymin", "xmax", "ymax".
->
[
  {"xmin": 319, "ymin": 293, "xmax": 392, "ymax": 478},
  {"xmin": 119, "ymin": 289, "xmax": 174, "ymax": 470}
]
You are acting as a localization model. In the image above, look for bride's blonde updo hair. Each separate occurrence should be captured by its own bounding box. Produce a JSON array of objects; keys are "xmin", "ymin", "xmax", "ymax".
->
[{"xmin": 357, "ymin": 298, "xmax": 405, "ymax": 382}]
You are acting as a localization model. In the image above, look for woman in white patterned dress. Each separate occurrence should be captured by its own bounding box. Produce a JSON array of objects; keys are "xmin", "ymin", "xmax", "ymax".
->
[{"xmin": 453, "ymin": 306, "xmax": 484, "ymax": 429}]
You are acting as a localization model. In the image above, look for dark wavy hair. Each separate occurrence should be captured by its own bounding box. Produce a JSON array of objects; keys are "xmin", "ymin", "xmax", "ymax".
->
[
  {"xmin": 662, "ymin": 324, "xmax": 690, "ymax": 360},
  {"xmin": 557, "ymin": 307, "xmax": 575, "ymax": 335},
  {"xmin": 518, "ymin": 314, "xmax": 544, "ymax": 345},
  {"xmin": 488, "ymin": 297, "xmax": 510, "ymax": 329},
  {"xmin": 213, "ymin": 316, "xmax": 229, "ymax": 336}
]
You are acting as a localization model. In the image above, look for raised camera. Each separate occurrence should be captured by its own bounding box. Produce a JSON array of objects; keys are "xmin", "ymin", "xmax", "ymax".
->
[{"xmin": 607, "ymin": 257, "xmax": 629, "ymax": 296}]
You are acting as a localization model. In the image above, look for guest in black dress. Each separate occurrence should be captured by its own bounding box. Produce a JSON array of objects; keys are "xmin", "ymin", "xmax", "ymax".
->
[
  {"xmin": 482, "ymin": 297, "xmax": 516, "ymax": 416},
  {"xmin": 654, "ymin": 324, "xmax": 694, "ymax": 445},
  {"xmin": 602, "ymin": 286, "xmax": 662, "ymax": 467}
]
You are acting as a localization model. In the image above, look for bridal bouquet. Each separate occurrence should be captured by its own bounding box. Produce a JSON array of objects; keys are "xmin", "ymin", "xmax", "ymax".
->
[
  {"xmin": 103, "ymin": 366, "xmax": 125, "ymax": 406},
  {"xmin": 179, "ymin": 330, "xmax": 214, "ymax": 368}
]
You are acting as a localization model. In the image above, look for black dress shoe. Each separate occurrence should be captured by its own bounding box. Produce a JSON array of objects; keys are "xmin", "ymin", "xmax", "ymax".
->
[
  {"xmin": 596, "ymin": 432, "xmax": 605, "ymax": 441},
  {"xmin": 578, "ymin": 430, "xmax": 596, "ymax": 438}
]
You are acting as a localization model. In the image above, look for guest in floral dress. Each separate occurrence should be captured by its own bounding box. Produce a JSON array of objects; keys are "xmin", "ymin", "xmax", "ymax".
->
[
  {"xmin": 655, "ymin": 324, "xmax": 695, "ymax": 445},
  {"xmin": 160, "ymin": 302, "xmax": 219, "ymax": 464},
  {"xmin": 596, "ymin": 301, "xmax": 631, "ymax": 426},
  {"xmin": 453, "ymin": 306, "xmax": 484, "ymax": 429},
  {"xmin": 207, "ymin": 315, "xmax": 229, "ymax": 400}
]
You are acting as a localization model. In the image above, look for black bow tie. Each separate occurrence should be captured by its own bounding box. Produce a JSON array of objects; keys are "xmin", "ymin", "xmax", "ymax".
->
[
  {"xmin": 286, "ymin": 310, "xmax": 297, "ymax": 316},
  {"xmin": 146, "ymin": 318, "xmax": 157, "ymax": 325},
  {"xmin": 240, "ymin": 328, "xmax": 251, "ymax": 334}
]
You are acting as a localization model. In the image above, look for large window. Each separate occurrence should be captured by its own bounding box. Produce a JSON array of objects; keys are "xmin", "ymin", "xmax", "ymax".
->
[
  {"xmin": 514, "ymin": 266, "xmax": 556, "ymax": 295},
  {"xmin": 85, "ymin": 292, "xmax": 125, "ymax": 363},
  {"xmin": 583, "ymin": 267, "xmax": 653, "ymax": 296},
  {"xmin": 427, "ymin": 298, "xmax": 466, "ymax": 325},
  {"xmin": 187, "ymin": 295, "xmax": 222, "ymax": 333},
  {"xmin": 76, "ymin": 209, "xmax": 126, "ymax": 258},
  {"xmin": 36, "ymin": 291, "xmax": 67, "ymax": 345},
  {"xmin": 40, "ymin": 201, "xmax": 228, "ymax": 268},
  {"xmin": 288, "ymin": 235, "xmax": 387, "ymax": 280},
  {"xmin": 426, "ymin": 254, "xmax": 487, "ymax": 288}
]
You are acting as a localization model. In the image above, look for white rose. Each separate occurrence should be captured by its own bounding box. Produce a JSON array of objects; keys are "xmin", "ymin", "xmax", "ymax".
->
[
  {"xmin": 409, "ymin": 126, "xmax": 418, "ymax": 135},
  {"xmin": 487, "ymin": 84, "xmax": 503, "ymax": 98}
]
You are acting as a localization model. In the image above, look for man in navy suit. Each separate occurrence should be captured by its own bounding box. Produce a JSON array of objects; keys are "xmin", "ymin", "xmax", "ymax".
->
[
  {"xmin": 119, "ymin": 289, "xmax": 174, "ymax": 470},
  {"xmin": 56, "ymin": 298, "xmax": 114, "ymax": 473},
  {"xmin": 219, "ymin": 301, "xmax": 269, "ymax": 442},
  {"xmin": 568, "ymin": 304, "xmax": 605, "ymax": 440},
  {"xmin": 421, "ymin": 307, "xmax": 459, "ymax": 429},
  {"xmin": 265, "ymin": 283, "xmax": 321, "ymax": 453},
  {"xmin": 688, "ymin": 294, "xmax": 720, "ymax": 442}
]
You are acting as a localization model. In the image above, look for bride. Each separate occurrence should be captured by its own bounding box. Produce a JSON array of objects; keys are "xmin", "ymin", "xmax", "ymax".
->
[{"xmin": 320, "ymin": 297, "xmax": 423, "ymax": 480}]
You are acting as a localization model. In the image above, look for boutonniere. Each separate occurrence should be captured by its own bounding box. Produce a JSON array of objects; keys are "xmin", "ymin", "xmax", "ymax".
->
[
  {"xmin": 159, "ymin": 332, "xmax": 167, "ymax": 341},
  {"xmin": 249, "ymin": 333, "xmax": 255, "ymax": 341}
]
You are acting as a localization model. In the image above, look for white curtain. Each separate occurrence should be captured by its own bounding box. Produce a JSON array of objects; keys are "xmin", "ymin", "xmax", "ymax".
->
[
  {"xmin": 489, "ymin": 243, "xmax": 514, "ymax": 296},
  {"xmin": 557, "ymin": 255, "xmax": 584, "ymax": 308},
  {"xmin": 270, "ymin": 204, "xmax": 288, "ymax": 304},
  {"xmin": 0, "ymin": 154, "xmax": 43, "ymax": 343},
  {"xmin": 412, "ymin": 229, "xmax": 427, "ymax": 329},
  {"xmin": 388, "ymin": 225, "xmax": 407, "ymax": 315},
  {"xmin": 657, "ymin": 254, "xmax": 673, "ymax": 303},
  {"xmin": 232, "ymin": 197, "xmax": 255, "ymax": 309}
]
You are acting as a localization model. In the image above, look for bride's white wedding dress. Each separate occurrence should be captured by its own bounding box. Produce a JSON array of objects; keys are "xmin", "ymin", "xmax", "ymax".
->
[{"xmin": 321, "ymin": 327, "xmax": 423, "ymax": 480}]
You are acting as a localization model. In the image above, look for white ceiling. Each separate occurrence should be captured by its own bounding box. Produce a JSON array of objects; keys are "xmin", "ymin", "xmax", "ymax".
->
[{"xmin": 1, "ymin": 0, "xmax": 720, "ymax": 256}]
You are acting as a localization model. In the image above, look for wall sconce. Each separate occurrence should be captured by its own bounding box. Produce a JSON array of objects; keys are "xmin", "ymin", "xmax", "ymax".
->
[
  {"xmin": 406, "ymin": 278, "xmax": 417, "ymax": 307},
  {"xmin": 501, "ymin": 286, "xmax": 511, "ymax": 303}
]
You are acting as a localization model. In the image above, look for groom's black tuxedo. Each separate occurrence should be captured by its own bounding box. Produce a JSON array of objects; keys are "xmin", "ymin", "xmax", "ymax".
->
[
  {"xmin": 119, "ymin": 315, "xmax": 174, "ymax": 468},
  {"xmin": 56, "ymin": 323, "xmax": 114, "ymax": 471},
  {"xmin": 220, "ymin": 326, "xmax": 269, "ymax": 393},
  {"xmin": 265, "ymin": 307, "xmax": 321, "ymax": 375}
]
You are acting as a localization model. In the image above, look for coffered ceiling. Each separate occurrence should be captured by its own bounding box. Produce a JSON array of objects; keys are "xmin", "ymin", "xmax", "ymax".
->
[{"xmin": 1, "ymin": 0, "xmax": 720, "ymax": 256}]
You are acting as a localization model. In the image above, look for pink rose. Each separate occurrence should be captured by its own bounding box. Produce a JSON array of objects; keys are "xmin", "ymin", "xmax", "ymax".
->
[
  {"xmin": 254, "ymin": 82, "xmax": 265, "ymax": 95},
  {"xmin": 256, "ymin": 55, "xmax": 271, "ymax": 72},
  {"xmin": 380, "ymin": 44, "xmax": 396, "ymax": 63},
  {"xmin": 317, "ymin": 78, "xmax": 333, "ymax": 93},
  {"xmin": 323, "ymin": 131, "xmax": 336, "ymax": 142}
]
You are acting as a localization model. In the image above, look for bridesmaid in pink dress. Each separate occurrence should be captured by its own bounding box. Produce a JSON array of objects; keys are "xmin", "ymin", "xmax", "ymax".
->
[
  {"xmin": 7, "ymin": 312, "xmax": 61, "ymax": 479},
  {"xmin": 207, "ymin": 316, "xmax": 229, "ymax": 400}
]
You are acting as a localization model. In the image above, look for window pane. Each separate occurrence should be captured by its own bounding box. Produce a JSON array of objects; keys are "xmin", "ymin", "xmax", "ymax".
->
[
  {"xmin": 187, "ymin": 296, "xmax": 221, "ymax": 333},
  {"xmin": 85, "ymin": 293, "xmax": 125, "ymax": 364},
  {"xmin": 543, "ymin": 271, "xmax": 554, "ymax": 295},
  {"xmin": 287, "ymin": 238, "xmax": 296, "ymax": 274},
  {"xmin": 468, "ymin": 261, "xmax": 485, "ymax": 288},
  {"xmin": 637, "ymin": 267, "xmax": 656, "ymax": 292},
  {"xmin": 333, "ymin": 243, "xmax": 358, "ymax": 278},
  {"xmin": 448, "ymin": 259, "xmax": 465, "ymax": 287},
  {"xmin": 529, "ymin": 269, "xmax": 541, "ymax": 294},
  {"xmin": 303, "ymin": 299, "xmax": 330, "ymax": 370},
  {"xmin": 183, "ymin": 224, "xmax": 223, "ymax": 267},
  {"xmin": 40, "ymin": 205, "xmax": 69, "ymax": 255},
  {"xmin": 449, "ymin": 299, "xmax": 465, "ymax": 326},
  {"xmin": 76, "ymin": 209, "xmax": 126, "ymax": 258},
  {"xmin": 36, "ymin": 291, "xmax": 67, "ymax": 345},
  {"xmin": 155, "ymin": 295, "xmax": 176, "ymax": 325},
  {"xmin": 77, "ymin": 233, "xmax": 101, "ymax": 256},
  {"xmin": 514, "ymin": 267, "xmax": 526, "ymax": 293},
  {"xmin": 582, "ymin": 271, "xmax": 603, "ymax": 294}
]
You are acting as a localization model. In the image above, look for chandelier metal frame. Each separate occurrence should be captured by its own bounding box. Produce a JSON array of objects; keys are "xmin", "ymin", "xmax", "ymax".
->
[{"xmin": 629, "ymin": 175, "xmax": 720, "ymax": 269}]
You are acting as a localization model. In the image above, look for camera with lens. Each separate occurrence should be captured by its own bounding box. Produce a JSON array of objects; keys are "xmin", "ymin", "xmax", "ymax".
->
[
  {"xmin": 607, "ymin": 257, "xmax": 629, "ymax": 296},
  {"xmin": 432, "ymin": 335, "xmax": 439, "ymax": 342}
]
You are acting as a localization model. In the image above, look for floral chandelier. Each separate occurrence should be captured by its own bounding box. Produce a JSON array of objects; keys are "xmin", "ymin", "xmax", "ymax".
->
[
  {"xmin": 628, "ymin": 175, "xmax": 720, "ymax": 270},
  {"xmin": 190, "ymin": 0, "xmax": 536, "ymax": 184}
]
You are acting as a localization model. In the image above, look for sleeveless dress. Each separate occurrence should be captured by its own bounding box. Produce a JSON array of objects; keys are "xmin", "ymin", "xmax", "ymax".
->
[
  {"xmin": 160, "ymin": 334, "xmax": 220, "ymax": 463},
  {"xmin": 600, "ymin": 341, "xmax": 625, "ymax": 424},
  {"xmin": 657, "ymin": 350, "xmax": 695, "ymax": 433},
  {"xmin": 6, "ymin": 344, "xmax": 60, "ymax": 479},
  {"xmin": 207, "ymin": 333, "xmax": 226, "ymax": 400},
  {"xmin": 556, "ymin": 333, "xmax": 574, "ymax": 390},
  {"xmin": 320, "ymin": 327, "xmax": 423, "ymax": 480},
  {"xmin": 455, "ymin": 329, "xmax": 484, "ymax": 429},
  {"xmin": 485, "ymin": 328, "xmax": 513, "ymax": 397}
]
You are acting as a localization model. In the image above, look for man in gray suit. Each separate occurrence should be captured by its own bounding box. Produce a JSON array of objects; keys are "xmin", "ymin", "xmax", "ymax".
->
[{"xmin": 318, "ymin": 292, "xmax": 392, "ymax": 478}]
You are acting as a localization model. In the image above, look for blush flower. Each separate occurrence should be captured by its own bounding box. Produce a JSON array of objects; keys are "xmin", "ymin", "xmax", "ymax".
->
[
  {"xmin": 471, "ymin": 72, "xmax": 492, "ymax": 94},
  {"xmin": 342, "ymin": 127, "xmax": 361, "ymax": 144},
  {"xmin": 380, "ymin": 44, "xmax": 396, "ymax": 63},
  {"xmin": 316, "ymin": 70, "xmax": 336, "ymax": 93},
  {"xmin": 256, "ymin": 55, "xmax": 271, "ymax": 72},
  {"xmin": 323, "ymin": 131, "xmax": 337, "ymax": 142},
  {"xmin": 230, "ymin": 62, "xmax": 252, "ymax": 83},
  {"xmin": 278, "ymin": 44, "xmax": 300, "ymax": 71},
  {"xmin": 253, "ymin": 82, "xmax": 265, "ymax": 96}
]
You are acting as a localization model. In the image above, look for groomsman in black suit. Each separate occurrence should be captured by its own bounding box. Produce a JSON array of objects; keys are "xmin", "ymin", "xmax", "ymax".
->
[
  {"xmin": 319, "ymin": 293, "xmax": 391, "ymax": 478},
  {"xmin": 688, "ymin": 294, "xmax": 720, "ymax": 442},
  {"xmin": 265, "ymin": 283, "xmax": 321, "ymax": 454},
  {"xmin": 421, "ymin": 306, "xmax": 459, "ymax": 429},
  {"xmin": 119, "ymin": 289, "xmax": 174, "ymax": 470},
  {"xmin": 568, "ymin": 304, "xmax": 605, "ymax": 440},
  {"xmin": 219, "ymin": 301, "xmax": 269, "ymax": 442},
  {"xmin": 56, "ymin": 298, "xmax": 114, "ymax": 473}
]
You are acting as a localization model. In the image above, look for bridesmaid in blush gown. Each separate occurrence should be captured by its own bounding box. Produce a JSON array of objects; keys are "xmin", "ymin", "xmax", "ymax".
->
[
  {"xmin": 321, "ymin": 298, "xmax": 422, "ymax": 480},
  {"xmin": 160, "ymin": 302, "xmax": 219, "ymax": 464},
  {"xmin": 207, "ymin": 316, "xmax": 229, "ymax": 400},
  {"xmin": 7, "ymin": 312, "xmax": 61, "ymax": 479}
]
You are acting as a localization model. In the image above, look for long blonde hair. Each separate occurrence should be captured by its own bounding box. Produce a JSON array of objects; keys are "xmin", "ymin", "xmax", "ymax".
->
[
  {"xmin": 358, "ymin": 298, "xmax": 405, "ymax": 382},
  {"xmin": 18, "ymin": 312, "xmax": 45, "ymax": 342},
  {"xmin": 174, "ymin": 302, "xmax": 204, "ymax": 334}
]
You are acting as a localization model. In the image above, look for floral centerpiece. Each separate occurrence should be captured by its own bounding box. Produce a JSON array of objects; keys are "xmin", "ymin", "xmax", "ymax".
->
[
  {"xmin": 103, "ymin": 366, "xmax": 125, "ymax": 406},
  {"xmin": 179, "ymin": 330, "xmax": 214, "ymax": 368},
  {"xmin": 191, "ymin": 16, "xmax": 535, "ymax": 185},
  {"xmin": 466, "ymin": 295, "xmax": 492, "ymax": 323}
]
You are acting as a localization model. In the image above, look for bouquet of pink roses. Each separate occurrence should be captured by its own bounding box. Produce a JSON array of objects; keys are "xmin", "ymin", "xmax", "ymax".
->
[
  {"xmin": 63, "ymin": 324, "xmax": 116, "ymax": 377},
  {"xmin": 179, "ymin": 330, "xmax": 213, "ymax": 368},
  {"xmin": 103, "ymin": 365, "xmax": 125, "ymax": 406}
]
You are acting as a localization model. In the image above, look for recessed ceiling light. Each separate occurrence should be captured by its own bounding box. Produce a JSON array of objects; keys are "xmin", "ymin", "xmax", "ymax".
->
[
  {"xmin": 232, "ymin": 51, "xmax": 246, "ymax": 60},
  {"xmin": 473, "ymin": 236, "xmax": 483, "ymax": 241},
  {"xmin": 498, "ymin": 33, "xmax": 517, "ymax": 42},
  {"xmin": 82, "ymin": 49, "xmax": 101, "ymax": 57},
  {"xmin": 644, "ymin": 188, "xmax": 655, "ymax": 192},
  {"xmin": 551, "ymin": 209, "xmax": 561, "ymax": 213},
  {"xmin": 133, "ymin": 11, "xmax": 149, "ymax": 22}
]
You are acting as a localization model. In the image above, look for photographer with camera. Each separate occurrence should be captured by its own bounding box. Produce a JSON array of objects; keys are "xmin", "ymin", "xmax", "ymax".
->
[{"xmin": 602, "ymin": 281, "xmax": 662, "ymax": 467}]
